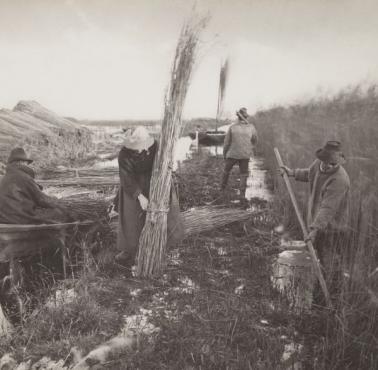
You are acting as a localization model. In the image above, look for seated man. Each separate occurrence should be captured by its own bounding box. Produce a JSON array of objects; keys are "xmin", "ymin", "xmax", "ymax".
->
[{"xmin": 0, "ymin": 148, "xmax": 72, "ymax": 224}]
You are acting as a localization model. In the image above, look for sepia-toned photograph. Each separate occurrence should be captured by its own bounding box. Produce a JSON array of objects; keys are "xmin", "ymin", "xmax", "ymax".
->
[{"xmin": 0, "ymin": 0, "xmax": 377, "ymax": 368}]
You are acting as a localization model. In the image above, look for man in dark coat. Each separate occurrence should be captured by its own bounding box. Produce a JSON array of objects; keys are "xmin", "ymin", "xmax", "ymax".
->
[
  {"xmin": 0, "ymin": 148, "xmax": 71, "ymax": 224},
  {"xmin": 115, "ymin": 127, "xmax": 184, "ymax": 267}
]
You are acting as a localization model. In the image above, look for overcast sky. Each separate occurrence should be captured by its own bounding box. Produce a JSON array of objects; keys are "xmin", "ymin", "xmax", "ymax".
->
[{"xmin": 0, "ymin": 0, "xmax": 378, "ymax": 120}]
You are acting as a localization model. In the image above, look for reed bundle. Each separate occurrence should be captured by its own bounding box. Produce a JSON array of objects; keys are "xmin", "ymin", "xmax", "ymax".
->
[
  {"xmin": 136, "ymin": 14, "xmax": 208, "ymax": 278},
  {"xmin": 78, "ymin": 168, "xmax": 118, "ymax": 177},
  {"xmin": 39, "ymin": 167, "xmax": 118, "ymax": 180},
  {"xmin": 38, "ymin": 176, "xmax": 119, "ymax": 187},
  {"xmin": 182, "ymin": 206, "xmax": 262, "ymax": 236},
  {"xmin": 110, "ymin": 206, "xmax": 263, "ymax": 237},
  {"xmin": 60, "ymin": 196, "xmax": 110, "ymax": 221},
  {"xmin": 0, "ymin": 100, "xmax": 93, "ymax": 166}
]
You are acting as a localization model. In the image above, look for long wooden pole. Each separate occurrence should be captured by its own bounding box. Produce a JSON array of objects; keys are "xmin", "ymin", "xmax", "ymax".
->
[{"xmin": 274, "ymin": 147, "xmax": 332, "ymax": 308}]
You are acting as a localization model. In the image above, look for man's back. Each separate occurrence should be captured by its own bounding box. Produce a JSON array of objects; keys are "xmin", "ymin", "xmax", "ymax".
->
[{"xmin": 223, "ymin": 122, "xmax": 257, "ymax": 159}]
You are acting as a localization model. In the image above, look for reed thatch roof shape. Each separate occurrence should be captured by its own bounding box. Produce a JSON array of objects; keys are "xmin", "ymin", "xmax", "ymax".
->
[{"xmin": 14, "ymin": 100, "xmax": 78, "ymax": 131}]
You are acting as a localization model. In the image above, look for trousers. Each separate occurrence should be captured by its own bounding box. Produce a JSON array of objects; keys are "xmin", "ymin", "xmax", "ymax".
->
[{"xmin": 221, "ymin": 158, "xmax": 249, "ymax": 197}]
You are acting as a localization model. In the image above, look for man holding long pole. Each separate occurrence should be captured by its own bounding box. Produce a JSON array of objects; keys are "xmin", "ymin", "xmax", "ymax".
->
[{"xmin": 279, "ymin": 141, "xmax": 351, "ymax": 305}]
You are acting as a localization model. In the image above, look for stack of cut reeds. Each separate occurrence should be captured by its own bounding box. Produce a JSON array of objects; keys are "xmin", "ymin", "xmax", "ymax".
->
[
  {"xmin": 39, "ymin": 167, "xmax": 118, "ymax": 180},
  {"xmin": 60, "ymin": 196, "xmax": 110, "ymax": 221},
  {"xmin": 38, "ymin": 176, "xmax": 119, "ymax": 187},
  {"xmin": 110, "ymin": 206, "xmax": 263, "ymax": 237},
  {"xmin": 182, "ymin": 206, "xmax": 264, "ymax": 236},
  {"xmin": 43, "ymin": 193, "xmax": 262, "ymax": 238},
  {"xmin": 0, "ymin": 100, "xmax": 94, "ymax": 166}
]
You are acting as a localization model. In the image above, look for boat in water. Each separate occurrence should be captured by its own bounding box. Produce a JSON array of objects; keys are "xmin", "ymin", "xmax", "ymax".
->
[
  {"xmin": 189, "ymin": 59, "xmax": 230, "ymax": 146},
  {"xmin": 188, "ymin": 130, "xmax": 226, "ymax": 145}
]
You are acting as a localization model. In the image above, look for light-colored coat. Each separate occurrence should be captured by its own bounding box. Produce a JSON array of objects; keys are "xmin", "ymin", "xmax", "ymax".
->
[
  {"xmin": 223, "ymin": 121, "xmax": 258, "ymax": 159},
  {"xmin": 294, "ymin": 160, "xmax": 350, "ymax": 231}
]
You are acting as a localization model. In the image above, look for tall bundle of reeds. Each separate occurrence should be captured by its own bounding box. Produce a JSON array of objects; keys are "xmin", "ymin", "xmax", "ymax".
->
[
  {"xmin": 216, "ymin": 58, "xmax": 229, "ymax": 123},
  {"xmin": 136, "ymin": 14, "xmax": 209, "ymax": 278}
]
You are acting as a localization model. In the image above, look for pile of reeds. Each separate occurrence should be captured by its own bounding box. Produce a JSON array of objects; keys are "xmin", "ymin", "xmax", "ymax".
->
[
  {"xmin": 38, "ymin": 176, "xmax": 119, "ymax": 187},
  {"xmin": 110, "ymin": 206, "xmax": 263, "ymax": 237},
  {"xmin": 50, "ymin": 195, "xmax": 261, "ymax": 239},
  {"xmin": 136, "ymin": 14, "xmax": 209, "ymax": 278},
  {"xmin": 60, "ymin": 196, "xmax": 110, "ymax": 221},
  {"xmin": 0, "ymin": 100, "xmax": 94, "ymax": 166},
  {"xmin": 39, "ymin": 167, "xmax": 118, "ymax": 180},
  {"xmin": 182, "ymin": 206, "xmax": 263, "ymax": 236}
]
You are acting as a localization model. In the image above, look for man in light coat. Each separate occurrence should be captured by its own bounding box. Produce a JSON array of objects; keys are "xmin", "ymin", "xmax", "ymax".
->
[
  {"xmin": 221, "ymin": 107, "xmax": 258, "ymax": 202},
  {"xmin": 280, "ymin": 140, "xmax": 350, "ymax": 298}
]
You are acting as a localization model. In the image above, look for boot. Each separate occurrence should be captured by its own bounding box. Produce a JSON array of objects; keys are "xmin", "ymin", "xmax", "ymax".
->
[{"xmin": 239, "ymin": 174, "xmax": 248, "ymax": 199}]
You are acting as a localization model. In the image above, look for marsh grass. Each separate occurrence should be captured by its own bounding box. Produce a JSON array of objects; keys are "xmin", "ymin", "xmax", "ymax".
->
[{"xmin": 255, "ymin": 85, "xmax": 378, "ymax": 369}]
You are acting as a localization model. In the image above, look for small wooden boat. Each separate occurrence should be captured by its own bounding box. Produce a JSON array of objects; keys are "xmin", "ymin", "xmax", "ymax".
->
[{"xmin": 188, "ymin": 130, "xmax": 226, "ymax": 145}]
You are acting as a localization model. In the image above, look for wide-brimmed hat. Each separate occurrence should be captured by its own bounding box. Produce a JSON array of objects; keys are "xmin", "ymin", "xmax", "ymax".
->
[
  {"xmin": 236, "ymin": 107, "xmax": 249, "ymax": 120},
  {"xmin": 7, "ymin": 147, "xmax": 33, "ymax": 164},
  {"xmin": 315, "ymin": 140, "xmax": 344, "ymax": 163},
  {"xmin": 123, "ymin": 126, "xmax": 154, "ymax": 151}
]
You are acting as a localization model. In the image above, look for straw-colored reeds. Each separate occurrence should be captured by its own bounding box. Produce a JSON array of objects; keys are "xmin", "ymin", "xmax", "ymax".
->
[
  {"xmin": 136, "ymin": 14, "xmax": 209, "ymax": 278},
  {"xmin": 38, "ymin": 176, "xmax": 119, "ymax": 187},
  {"xmin": 182, "ymin": 206, "xmax": 263, "ymax": 236},
  {"xmin": 110, "ymin": 206, "xmax": 263, "ymax": 237},
  {"xmin": 39, "ymin": 167, "xmax": 118, "ymax": 180},
  {"xmin": 60, "ymin": 196, "xmax": 110, "ymax": 221},
  {"xmin": 0, "ymin": 100, "xmax": 94, "ymax": 166}
]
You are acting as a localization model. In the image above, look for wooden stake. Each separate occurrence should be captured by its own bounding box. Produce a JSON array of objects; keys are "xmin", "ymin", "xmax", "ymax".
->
[{"xmin": 274, "ymin": 147, "xmax": 332, "ymax": 308}]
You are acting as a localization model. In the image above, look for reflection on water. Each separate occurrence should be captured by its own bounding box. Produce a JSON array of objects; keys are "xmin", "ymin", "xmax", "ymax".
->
[
  {"xmin": 198, "ymin": 145, "xmax": 223, "ymax": 157},
  {"xmin": 246, "ymin": 157, "xmax": 271, "ymax": 201},
  {"xmin": 173, "ymin": 137, "xmax": 194, "ymax": 171},
  {"xmin": 272, "ymin": 243, "xmax": 315, "ymax": 311}
]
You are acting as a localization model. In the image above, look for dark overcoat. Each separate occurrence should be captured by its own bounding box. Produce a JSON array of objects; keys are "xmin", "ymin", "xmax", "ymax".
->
[
  {"xmin": 0, "ymin": 163, "xmax": 68, "ymax": 224},
  {"xmin": 116, "ymin": 141, "xmax": 184, "ymax": 261}
]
